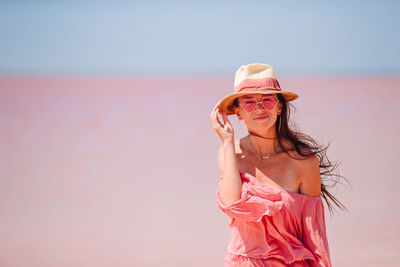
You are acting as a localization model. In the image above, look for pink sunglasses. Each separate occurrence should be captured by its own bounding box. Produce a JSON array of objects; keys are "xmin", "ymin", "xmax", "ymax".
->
[{"xmin": 239, "ymin": 95, "xmax": 279, "ymax": 112}]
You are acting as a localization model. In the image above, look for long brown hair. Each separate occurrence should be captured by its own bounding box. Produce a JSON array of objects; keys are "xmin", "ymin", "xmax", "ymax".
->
[{"xmin": 231, "ymin": 94, "xmax": 350, "ymax": 216}]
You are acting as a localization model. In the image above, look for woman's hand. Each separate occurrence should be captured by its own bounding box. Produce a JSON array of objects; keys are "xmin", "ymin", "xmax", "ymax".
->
[{"xmin": 210, "ymin": 102, "xmax": 234, "ymax": 144}]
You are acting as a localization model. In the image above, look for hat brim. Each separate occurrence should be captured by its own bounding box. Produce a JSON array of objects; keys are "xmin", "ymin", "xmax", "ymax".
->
[{"xmin": 217, "ymin": 90, "xmax": 299, "ymax": 115}]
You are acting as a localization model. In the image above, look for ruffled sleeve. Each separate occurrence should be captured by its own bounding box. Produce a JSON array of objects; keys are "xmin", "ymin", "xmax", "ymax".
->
[
  {"xmin": 216, "ymin": 175, "xmax": 283, "ymax": 223},
  {"xmin": 301, "ymin": 197, "xmax": 332, "ymax": 267}
]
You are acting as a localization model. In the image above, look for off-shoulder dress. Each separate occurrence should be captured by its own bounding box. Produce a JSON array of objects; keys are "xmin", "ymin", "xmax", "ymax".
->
[{"xmin": 216, "ymin": 171, "xmax": 332, "ymax": 267}]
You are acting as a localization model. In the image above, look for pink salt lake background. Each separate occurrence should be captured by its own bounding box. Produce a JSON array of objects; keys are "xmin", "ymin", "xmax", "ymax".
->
[{"xmin": 0, "ymin": 75, "xmax": 399, "ymax": 266}]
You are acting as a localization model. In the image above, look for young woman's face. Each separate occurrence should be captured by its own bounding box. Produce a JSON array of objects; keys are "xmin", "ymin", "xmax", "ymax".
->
[{"xmin": 234, "ymin": 93, "xmax": 282, "ymax": 130}]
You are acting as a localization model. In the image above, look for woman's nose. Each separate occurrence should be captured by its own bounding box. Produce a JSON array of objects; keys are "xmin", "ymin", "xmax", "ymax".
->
[{"xmin": 255, "ymin": 102, "xmax": 265, "ymax": 110}]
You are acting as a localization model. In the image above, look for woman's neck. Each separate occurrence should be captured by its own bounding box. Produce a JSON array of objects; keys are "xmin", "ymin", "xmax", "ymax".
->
[{"xmin": 247, "ymin": 129, "xmax": 279, "ymax": 156}]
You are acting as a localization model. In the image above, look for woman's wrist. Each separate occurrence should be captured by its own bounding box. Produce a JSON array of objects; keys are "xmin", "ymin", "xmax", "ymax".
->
[{"xmin": 223, "ymin": 139, "xmax": 234, "ymax": 148}]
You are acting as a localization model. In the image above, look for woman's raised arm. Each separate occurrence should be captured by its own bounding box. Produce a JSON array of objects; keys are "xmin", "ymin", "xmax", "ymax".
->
[{"xmin": 210, "ymin": 103, "xmax": 242, "ymax": 206}]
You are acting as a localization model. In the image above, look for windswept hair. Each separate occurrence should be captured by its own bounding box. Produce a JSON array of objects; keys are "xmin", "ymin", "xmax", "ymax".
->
[{"xmin": 232, "ymin": 94, "xmax": 350, "ymax": 217}]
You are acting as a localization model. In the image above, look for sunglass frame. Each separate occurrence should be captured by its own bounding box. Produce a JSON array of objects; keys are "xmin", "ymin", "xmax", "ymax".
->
[{"xmin": 238, "ymin": 95, "xmax": 280, "ymax": 112}]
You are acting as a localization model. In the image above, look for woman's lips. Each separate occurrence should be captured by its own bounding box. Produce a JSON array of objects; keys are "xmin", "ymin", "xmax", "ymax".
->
[{"xmin": 254, "ymin": 115, "xmax": 269, "ymax": 120}]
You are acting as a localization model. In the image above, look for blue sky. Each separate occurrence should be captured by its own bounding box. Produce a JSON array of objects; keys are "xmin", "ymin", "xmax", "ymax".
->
[{"xmin": 0, "ymin": 0, "xmax": 399, "ymax": 75}]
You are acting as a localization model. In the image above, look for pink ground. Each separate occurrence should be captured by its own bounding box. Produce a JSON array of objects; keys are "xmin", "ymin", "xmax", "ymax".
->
[{"xmin": 0, "ymin": 75, "xmax": 399, "ymax": 266}]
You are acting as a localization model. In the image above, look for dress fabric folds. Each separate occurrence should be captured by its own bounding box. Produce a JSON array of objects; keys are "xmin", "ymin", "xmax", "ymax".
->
[{"xmin": 216, "ymin": 171, "xmax": 332, "ymax": 267}]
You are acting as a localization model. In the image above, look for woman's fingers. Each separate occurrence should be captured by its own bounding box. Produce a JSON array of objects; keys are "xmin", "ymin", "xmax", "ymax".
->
[
  {"xmin": 211, "ymin": 102, "xmax": 221, "ymax": 119},
  {"xmin": 210, "ymin": 102, "xmax": 218, "ymax": 117},
  {"xmin": 222, "ymin": 111, "xmax": 230, "ymax": 125},
  {"xmin": 210, "ymin": 102, "xmax": 234, "ymax": 142},
  {"xmin": 211, "ymin": 103, "xmax": 223, "ymax": 129}
]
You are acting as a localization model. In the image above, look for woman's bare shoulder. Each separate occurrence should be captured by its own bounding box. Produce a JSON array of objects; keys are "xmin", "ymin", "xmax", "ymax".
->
[
  {"xmin": 279, "ymin": 139, "xmax": 311, "ymax": 157},
  {"xmin": 234, "ymin": 138, "xmax": 243, "ymax": 152},
  {"xmin": 235, "ymin": 136, "xmax": 250, "ymax": 155}
]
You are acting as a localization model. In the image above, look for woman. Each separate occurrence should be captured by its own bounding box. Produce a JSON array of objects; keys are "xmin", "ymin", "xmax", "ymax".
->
[{"xmin": 210, "ymin": 63, "xmax": 348, "ymax": 267}]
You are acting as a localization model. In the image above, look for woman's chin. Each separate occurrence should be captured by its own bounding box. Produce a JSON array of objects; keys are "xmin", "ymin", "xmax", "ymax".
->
[{"xmin": 251, "ymin": 123, "xmax": 272, "ymax": 129}]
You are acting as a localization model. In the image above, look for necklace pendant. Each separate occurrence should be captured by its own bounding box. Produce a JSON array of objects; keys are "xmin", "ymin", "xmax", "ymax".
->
[{"xmin": 262, "ymin": 155, "xmax": 270, "ymax": 159}]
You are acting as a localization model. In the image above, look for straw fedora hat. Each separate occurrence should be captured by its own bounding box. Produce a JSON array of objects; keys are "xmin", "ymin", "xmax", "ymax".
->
[{"xmin": 217, "ymin": 63, "xmax": 299, "ymax": 115}]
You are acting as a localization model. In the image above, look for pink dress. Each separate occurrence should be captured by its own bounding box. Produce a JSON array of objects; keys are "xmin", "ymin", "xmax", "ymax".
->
[{"xmin": 216, "ymin": 171, "xmax": 332, "ymax": 267}]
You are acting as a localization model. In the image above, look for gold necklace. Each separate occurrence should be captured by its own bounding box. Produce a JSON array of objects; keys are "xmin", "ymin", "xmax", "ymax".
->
[{"xmin": 261, "ymin": 154, "xmax": 272, "ymax": 159}]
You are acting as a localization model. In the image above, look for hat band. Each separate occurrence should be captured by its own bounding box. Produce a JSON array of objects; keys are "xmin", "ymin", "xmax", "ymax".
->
[{"xmin": 234, "ymin": 77, "xmax": 281, "ymax": 93}]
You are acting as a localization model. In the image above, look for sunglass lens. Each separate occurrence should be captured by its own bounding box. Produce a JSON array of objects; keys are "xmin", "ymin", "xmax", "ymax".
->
[
  {"xmin": 241, "ymin": 98, "xmax": 257, "ymax": 112},
  {"xmin": 262, "ymin": 96, "xmax": 278, "ymax": 110}
]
